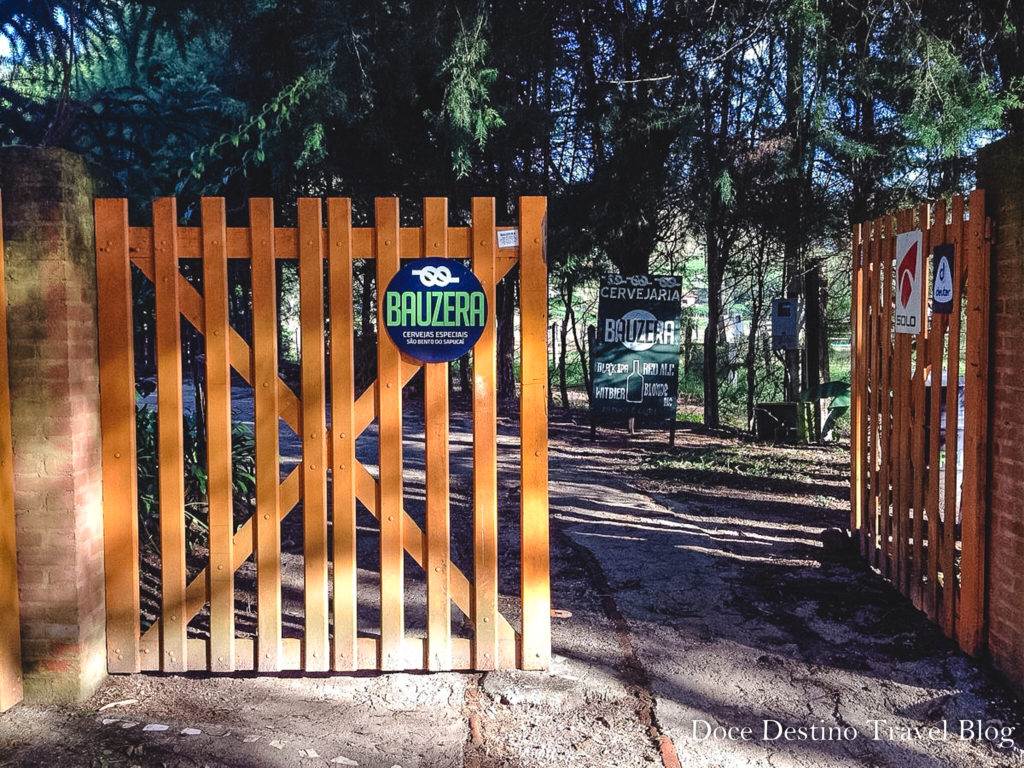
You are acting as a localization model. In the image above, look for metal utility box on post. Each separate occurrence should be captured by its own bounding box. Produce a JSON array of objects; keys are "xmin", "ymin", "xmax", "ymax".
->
[{"xmin": 771, "ymin": 298, "xmax": 804, "ymax": 351}]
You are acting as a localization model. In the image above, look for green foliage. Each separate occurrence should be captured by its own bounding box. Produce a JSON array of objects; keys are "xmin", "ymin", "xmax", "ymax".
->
[
  {"xmin": 296, "ymin": 122, "xmax": 327, "ymax": 170},
  {"xmin": 0, "ymin": 1, "xmax": 119, "ymax": 144},
  {"xmin": 5, "ymin": 0, "xmax": 1020, "ymax": 435},
  {"xmin": 902, "ymin": 32, "xmax": 1007, "ymax": 157},
  {"xmin": 428, "ymin": 11, "xmax": 505, "ymax": 178},
  {"xmin": 715, "ymin": 171, "xmax": 734, "ymax": 206},
  {"xmin": 172, "ymin": 69, "xmax": 327, "ymax": 204}
]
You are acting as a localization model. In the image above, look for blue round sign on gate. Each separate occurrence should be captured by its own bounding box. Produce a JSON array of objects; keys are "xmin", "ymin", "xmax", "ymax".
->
[{"xmin": 382, "ymin": 257, "xmax": 488, "ymax": 363}]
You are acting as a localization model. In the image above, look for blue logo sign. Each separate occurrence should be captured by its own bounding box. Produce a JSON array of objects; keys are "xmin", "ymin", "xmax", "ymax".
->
[{"xmin": 382, "ymin": 257, "xmax": 488, "ymax": 363}]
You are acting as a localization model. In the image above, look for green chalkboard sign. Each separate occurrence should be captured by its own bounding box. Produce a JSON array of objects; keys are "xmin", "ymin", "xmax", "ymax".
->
[{"xmin": 592, "ymin": 274, "xmax": 682, "ymax": 420}]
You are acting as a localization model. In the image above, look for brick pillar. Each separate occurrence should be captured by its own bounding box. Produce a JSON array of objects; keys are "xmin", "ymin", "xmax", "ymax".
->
[
  {"xmin": 977, "ymin": 136, "xmax": 1024, "ymax": 697},
  {"xmin": 0, "ymin": 147, "xmax": 106, "ymax": 702}
]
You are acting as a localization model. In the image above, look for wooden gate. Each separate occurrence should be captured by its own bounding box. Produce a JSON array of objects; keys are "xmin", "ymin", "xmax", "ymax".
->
[
  {"xmin": 95, "ymin": 196, "xmax": 550, "ymax": 673},
  {"xmin": 850, "ymin": 191, "xmax": 991, "ymax": 656},
  {"xmin": 0, "ymin": 191, "xmax": 24, "ymax": 711}
]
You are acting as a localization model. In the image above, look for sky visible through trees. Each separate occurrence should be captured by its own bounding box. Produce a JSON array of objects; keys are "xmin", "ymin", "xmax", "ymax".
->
[{"xmin": 2, "ymin": 0, "xmax": 1020, "ymax": 427}]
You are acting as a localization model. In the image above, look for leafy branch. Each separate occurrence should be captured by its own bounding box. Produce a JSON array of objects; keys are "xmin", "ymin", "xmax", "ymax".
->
[
  {"xmin": 173, "ymin": 69, "xmax": 327, "ymax": 200},
  {"xmin": 428, "ymin": 11, "xmax": 504, "ymax": 179}
]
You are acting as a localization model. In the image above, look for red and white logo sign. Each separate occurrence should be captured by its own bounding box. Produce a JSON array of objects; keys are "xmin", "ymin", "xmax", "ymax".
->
[{"xmin": 895, "ymin": 230, "xmax": 923, "ymax": 334}]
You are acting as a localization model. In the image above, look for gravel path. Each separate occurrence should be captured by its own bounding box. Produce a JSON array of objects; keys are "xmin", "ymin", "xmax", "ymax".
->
[{"xmin": 549, "ymin": 425, "xmax": 1024, "ymax": 768}]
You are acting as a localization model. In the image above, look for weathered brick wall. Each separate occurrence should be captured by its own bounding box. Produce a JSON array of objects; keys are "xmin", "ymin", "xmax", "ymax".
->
[
  {"xmin": 977, "ymin": 136, "xmax": 1024, "ymax": 696},
  {"xmin": 0, "ymin": 147, "xmax": 106, "ymax": 702}
]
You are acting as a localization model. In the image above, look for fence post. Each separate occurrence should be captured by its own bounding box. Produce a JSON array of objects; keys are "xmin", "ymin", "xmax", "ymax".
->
[
  {"xmin": 0, "ymin": 148, "xmax": 106, "ymax": 701},
  {"xmin": 0, "ymin": 191, "xmax": 23, "ymax": 712},
  {"xmin": 519, "ymin": 197, "xmax": 551, "ymax": 670}
]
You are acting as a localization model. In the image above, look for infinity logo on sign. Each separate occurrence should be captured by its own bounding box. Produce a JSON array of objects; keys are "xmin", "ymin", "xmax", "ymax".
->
[{"xmin": 411, "ymin": 265, "xmax": 460, "ymax": 288}]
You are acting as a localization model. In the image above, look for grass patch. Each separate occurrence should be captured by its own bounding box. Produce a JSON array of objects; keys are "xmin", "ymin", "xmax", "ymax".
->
[{"xmin": 637, "ymin": 442, "xmax": 848, "ymax": 499}]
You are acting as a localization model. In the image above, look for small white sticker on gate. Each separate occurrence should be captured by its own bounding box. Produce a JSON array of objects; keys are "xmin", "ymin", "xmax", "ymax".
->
[{"xmin": 497, "ymin": 229, "xmax": 519, "ymax": 249}]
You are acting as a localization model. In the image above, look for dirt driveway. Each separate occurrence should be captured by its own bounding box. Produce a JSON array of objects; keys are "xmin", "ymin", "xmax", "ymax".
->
[
  {"xmin": 1, "ymin": 418, "xmax": 1022, "ymax": 768},
  {"xmin": 550, "ymin": 425, "xmax": 1024, "ymax": 768}
]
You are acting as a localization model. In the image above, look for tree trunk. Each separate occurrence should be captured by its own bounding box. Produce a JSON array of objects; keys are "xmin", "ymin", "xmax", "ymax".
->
[
  {"xmin": 559, "ymin": 312, "xmax": 570, "ymax": 413},
  {"xmin": 849, "ymin": 12, "xmax": 878, "ymax": 225},
  {"xmin": 703, "ymin": 232, "xmax": 724, "ymax": 428},
  {"xmin": 783, "ymin": 14, "xmax": 806, "ymax": 403},
  {"xmin": 585, "ymin": 325, "xmax": 596, "ymax": 409},
  {"xmin": 746, "ymin": 248, "xmax": 766, "ymax": 431},
  {"xmin": 682, "ymin": 313, "xmax": 693, "ymax": 376},
  {"xmin": 804, "ymin": 257, "xmax": 824, "ymax": 440},
  {"xmin": 497, "ymin": 278, "xmax": 517, "ymax": 410},
  {"xmin": 572, "ymin": 315, "xmax": 592, "ymax": 402}
]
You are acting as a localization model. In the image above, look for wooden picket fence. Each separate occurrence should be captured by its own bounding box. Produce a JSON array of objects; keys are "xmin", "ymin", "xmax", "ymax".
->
[
  {"xmin": 0, "ymin": 191, "xmax": 24, "ymax": 712},
  {"xmin": 850, "ymin": 191, "xmax": 991, "ymax": 656},
  {"xmin": 95, "ymin": 195, "xmax": 551, "ymax": 673}
]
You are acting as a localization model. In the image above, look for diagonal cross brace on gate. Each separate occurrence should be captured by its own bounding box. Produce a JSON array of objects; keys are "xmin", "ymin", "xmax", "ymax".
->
[{"xmin": 95, "ymin": 196, "xmax": 550, "ymax": 674}]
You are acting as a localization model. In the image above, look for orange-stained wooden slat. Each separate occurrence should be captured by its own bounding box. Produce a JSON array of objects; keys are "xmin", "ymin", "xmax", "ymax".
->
[
  {"xmin": 94, "ymin": 198, "xmax": 141, "ymax": 674},
  {"xmin": 901, "ymin": 208, "xmax": 920, "ymax": 596},
  {"xmin": 958, "ymin": 190, "xmax": 990, "ymax": 657},
  {"xmin": 941, "ymin": 195, "xmax": 966, "ymax": 637},
  {"xmin": 249, "ymin": 198, "xmax": 283, "ymax": 672},
  {"xmin": 890, "ymin": 210, "xmax": 909, "ymax": 593},
  {"xmin": 327, "ymin": 198, "xmax": 358, "ymax": 671},
  {"xmin": 876, "ymin": 219, "xmax": 889, "ymax": 560},
  {"xmin": 924, "ymin": 200, "xmax": 948, "ymax": 622},
  {"xmin": 892, "ymin": 207, "xmax": 917, "ymax": 598},
  {"xmin": 471, "ymin": 197, "xmax": 499, "ymax": 670},
  {"xmin": 152, "ymin": 197, "xmax": 188, "ymax": 673},
  {"xmin": 878, "ymin": 216, "xmax": 895, "ymax": 581},
  {"xmin": 423, "ymin": 197, "xmax": 452, "ymax": 672},
  {"xmin": 858, "ymin": 220, "xmax": 871, "ymax": 556},
  {"xmin": 867, "ymin": 219, "xmax": 881, "ymax": 563},
  {"xmin": 860, "ymin": 219, "xmax": 873, "ymax": 555},
  {"xmin": 868, "ymin": 217, "xmax": 884, "ymax": 561},
  {"xmin": 519, "ymin": 196, "xmax": 551, "ymax": 671},
  {"xmin": 0, "ymin": 191, "xmax": 24, "ymax": 710},
  {"xmin": 904, "ymin": 208, "xmax": 919, "ymax": 597},
  {"xmin": 850, "ymin": 223, "xmax": 865, "ymax": 539},
  {"xmin": 298, "ymin": 198, "xmax": 329, "ymax": 671},
  {"xmin": 877, "ymin": 218, "xmax": 890, "ymax": 563},
  {"xmin": 888, "ymin": 211, "xmax": 900, "ymax": 579},
  {"xmin": 909, "ymin": 203, "xmax": 932, "ymax": 610},
  {"xmin": 873, "ymin": 219, "xmax": 886, "ymax": 558},
  {"xmin": 376, "ymin": 197, "xmax": 406, "ymax": 670},
  {"xmin": 201, "ymin": 198, "xmax": 235, "ymax": 672}
]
